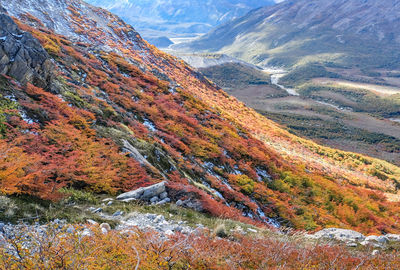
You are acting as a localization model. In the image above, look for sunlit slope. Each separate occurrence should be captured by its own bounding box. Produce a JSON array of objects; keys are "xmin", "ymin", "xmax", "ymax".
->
[{"xmin": 1, "ymin": 0, "xmax": 400, "ymax": 234}]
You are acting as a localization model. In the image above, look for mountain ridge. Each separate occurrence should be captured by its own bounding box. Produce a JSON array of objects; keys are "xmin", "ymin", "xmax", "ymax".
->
[
  {"xmin": 183, "ymin": 0, "xmax": 400, "ymax": 69},
  {"xmin": 85, "ymin": 0, "xmax": 276, "ymax": 37}
]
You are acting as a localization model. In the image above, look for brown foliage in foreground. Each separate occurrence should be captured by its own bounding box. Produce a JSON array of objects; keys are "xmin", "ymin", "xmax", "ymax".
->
[{"xmin": 0, "ymin": 224, "xmax": 399, "ymax": 269}]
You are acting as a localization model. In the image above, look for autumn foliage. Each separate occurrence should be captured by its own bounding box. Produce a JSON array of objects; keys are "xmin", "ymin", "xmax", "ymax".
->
[
  {"xmin": 1, "ymin": 224, "xmax": 400, "ymax": 269},
  {"xmin": 0, "ymin": 2, "xmax": 398, "ymax": 235}
]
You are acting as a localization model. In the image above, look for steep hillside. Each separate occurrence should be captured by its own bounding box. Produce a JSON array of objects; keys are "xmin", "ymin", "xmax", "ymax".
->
[
  {"xmin": 85, "ymin": 0, "xmax": 275, "ymax": 38},
  {"xmin": 183, "ymin": 0, "xmax": 400, "ymax": 69},
  {"xmin": 1, "ymin": 0, "xmax": 400, "ymax": 235}
]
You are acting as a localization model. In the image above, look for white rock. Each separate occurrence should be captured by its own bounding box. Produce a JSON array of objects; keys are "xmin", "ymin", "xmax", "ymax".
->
[
  {"xmin": 313, "ymin": 228, "xmax": 365, "ymax": 242},
  {"xmin": 66, "ymin": 225, "xmax": 75, "ymax": 234},
  {"xmin": 247, "ymin": 228, "xmax": 258, "ymax": 233},
  {"xmin": 81, "ymin": 229, "xmax": 92, "ymax": 237},
  {"xmin": 365, "ymin": 235, "xmax": 388, "ymax": 244},
  {"xmin": 372, "ymin": 250, "xmax": 379, "ymax": 256},
  {"xmin": 100, "ymin": 223, "xmax": 111, "ymax": 231},
  {"xmin": 117, "ymin": 182, "xmax": 166, "ymax": 201},
  {"xmin": 347, "ymin": 242, "xmax": 358, "ymax": 247},
  {"xmin": 165, "ymin": 230, "xmax": 174, "ymax": 236},
  {"xmin": 113, "ymin": 211, "xmax": 124, "ymax": 216},
  {"xmin": 154, "ymin": 215, "xmax": 165, "ymax": 223},
  {"xmin": 92, "ymin": 207, "xmax": 102, "ymax": 213},
  {"xmin": 385, "ymin": 234, "xmax": 400, "ymax": 241},
  {"xmin": 87, "ymin": 219, "xmax": 98, "ymax": 226}
]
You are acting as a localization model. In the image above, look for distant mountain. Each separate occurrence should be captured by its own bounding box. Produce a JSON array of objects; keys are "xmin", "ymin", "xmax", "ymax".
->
[
  {"xmin": 183, "ymin": 0, "xmax": 400, "ymax": 69},
  {"xmin": 85, "ymin": 0, "xmax": 276, "ymax": 38}
]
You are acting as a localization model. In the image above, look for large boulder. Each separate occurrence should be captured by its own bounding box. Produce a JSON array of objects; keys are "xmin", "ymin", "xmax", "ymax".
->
[
  {"xmin": 117, "ymin": 181, "xmax": 167, "ymax": 203},
  {"xmin": 312, "ymin": 228, "xmax": 365, "ymax": 242}
]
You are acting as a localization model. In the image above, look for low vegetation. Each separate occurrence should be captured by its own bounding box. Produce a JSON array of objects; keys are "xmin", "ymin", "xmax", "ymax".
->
[
  {"xmin": 298, "ymin": 83, "xmax": 400, "ymax": 118},
  {"xmin": 1, "ymin": 223, "xmax": 400, "ymax": 269},
  {"xmin": 199, "ymin": 62, "xmax": 271, "ymax": 89},
  {"xmin": 279, "ymin": 64, "xmax": 341, "ymax": 87}
]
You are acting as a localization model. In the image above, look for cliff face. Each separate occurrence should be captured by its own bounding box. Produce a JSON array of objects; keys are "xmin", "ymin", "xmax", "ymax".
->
[{"xmin": 0, "ymin": 9, "xmax": 52, "ymax": 88}]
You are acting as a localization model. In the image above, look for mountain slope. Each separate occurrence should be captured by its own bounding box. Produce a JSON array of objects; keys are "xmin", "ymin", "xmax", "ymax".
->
[
  {"xmin": 1, "ymin": 0, "xmax": 400, "ymax": 234},
  {"xmin": 184, "ymin": 0, "xmax": 400, "ymax": 69},
  {"xmin": 85, "ymin": 0, "xmax": 276, "ymax": 37}
]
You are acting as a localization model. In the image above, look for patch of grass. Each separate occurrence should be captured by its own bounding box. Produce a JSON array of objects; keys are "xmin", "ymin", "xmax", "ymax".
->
[
  {"xmin": 59, "ymin": 188, "xmax": 98, "ymax": 204},
  {"xmin": 279, "ymin": 64, "xmax": 341, "ymax": 87},
  {"xmin": 0, "ymin": 93, "xmax": 18, "ymax": 137}
]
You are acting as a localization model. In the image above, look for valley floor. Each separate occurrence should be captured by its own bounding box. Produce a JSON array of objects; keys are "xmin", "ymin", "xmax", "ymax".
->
[{"xmin": 221, "ymin": 72, "xmax": 400, "ymax": 166}]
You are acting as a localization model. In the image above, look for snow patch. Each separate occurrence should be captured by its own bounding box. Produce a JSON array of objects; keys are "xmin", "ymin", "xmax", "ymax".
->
[
  {"xmin": 19, "ymin": 110, "xmax": 36, "ymax": 124},
  {"xmin": 143, "ymin": 118, "xmax": 157, "ymax": 132}
]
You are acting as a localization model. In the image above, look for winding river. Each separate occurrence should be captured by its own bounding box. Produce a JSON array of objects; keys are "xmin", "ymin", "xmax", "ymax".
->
[{"xmin": 263, "ymin": 68, "xmax": 299, "ymax": 96}]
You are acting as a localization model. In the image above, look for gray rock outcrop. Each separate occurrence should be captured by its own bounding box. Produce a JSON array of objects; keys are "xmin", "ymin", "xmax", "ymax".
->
[
  {"xmin": 312, "ymin": 228, "xmax": 365, "ymax": 242},
  {"xmin": 311, "ymin": 228, "xmax": 400, "ymax": 248},
  {"xmin": 116, "ymin": 181, "xmax": 168, "ymax": 204},
  {"xmin": 0, "ymin": 10, "xmax": 52, "ymax": 88}
]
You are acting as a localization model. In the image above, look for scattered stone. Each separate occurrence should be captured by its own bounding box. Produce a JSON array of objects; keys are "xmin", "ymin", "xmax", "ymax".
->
[
  {"xmin": 365, "ymin": 235, "xmax": 388, "ymax": 244},
  {"xmin": 107, "ymin": 201, "xmax": 113, "ymax": 206},
  {"xmin": 157, "ymin": 198, "xmax": 171, "ymax": 205},
  {"xmin": 164, "ymin": 230, "xmax": 174, "ymax": 236},
  {"xmin": 102, "ymin": 198, "xmax": 114, "ymax": 202},
  {"xmin": 176, "ymin": 200, "xmax": 183, "ymax": 207},
  {"xmin": 100, "ymin": 223, "xmax": 111, "ymax": 231},
  {"xmin": 147, "ymin": 214, "xmax": 157, "ymax": 220},
  {"xmin": 312, "ymin": 228, "xmax": 365, "ymax": 242},
  {"xmin": 113, "ymin": 211, "xmax": 124, "ymax": 217},
  {"xmin": 101, "ymin": 227, "xmax": 108, "ymax": 234},
  {"xmin": 174, "ymin": 226, "xmax": 183, "ymax": 232},
  {"xmin": 159, "ymin": 192, "xmax": 168, "ymax": 200},
  {"xmin": 87, "ymin": 219, "xmax": 98, "ymax": 226},
  {"xmin": 53, "ymin": 219, "xmax": 62, "ymax": 224},
  {"xmin": 372, "ymin": 250, "xmax": 379, "ymax": 256},
  {"xmin": 386, "ymin": 234, "xmax": 400, "ymax": 241},
  {"xmin": 81, "ymin": 228, "xmax": 92, "ymax": 237},
  {"xmin": 247, "ymin": 228, "xmax": 258, "ymax": 233},
  {"xmin": 150, "ymin": 196, "xmax": 159, "ymax": 203},
  {"xmin": 347, "ymin": 242, "xmax": 358, "ymax": 248},
  {"xmin": 66, "ymin": 225, "xmax": 75, "ymax": 234},
  {"xmin": 92, "ymin": 207, "xmax": 102, "ymax": 213},
  {"xmin": 154, "ymin": 215, "xmax": 165, "ymax": 223}
]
